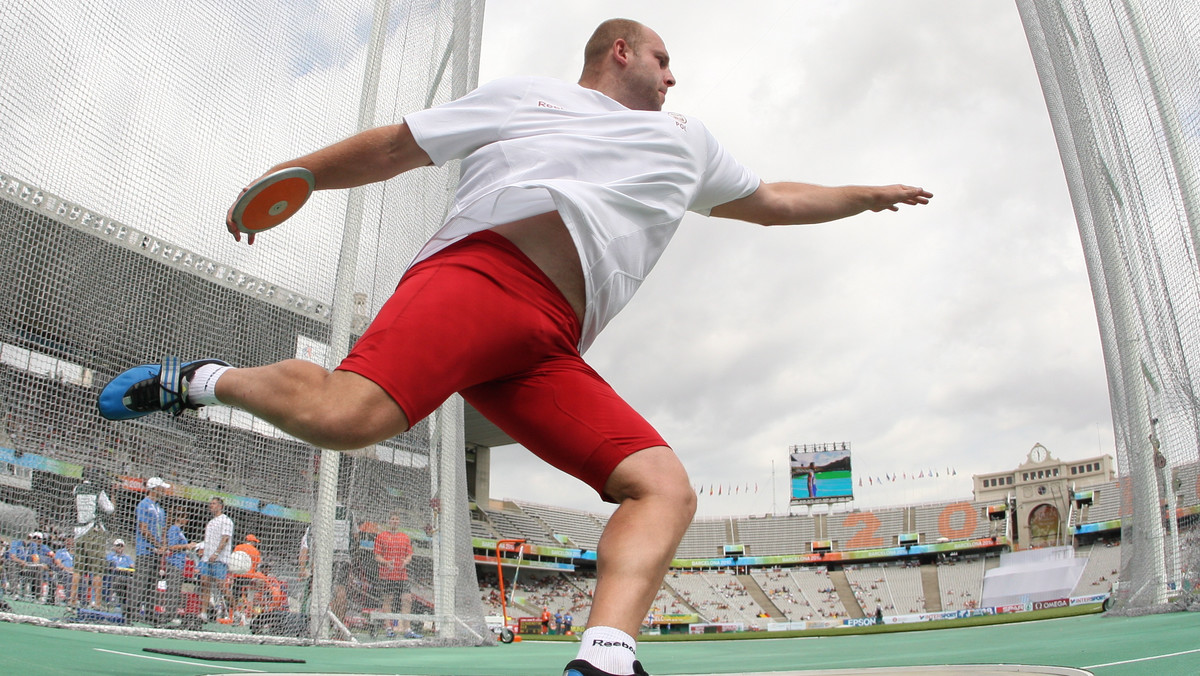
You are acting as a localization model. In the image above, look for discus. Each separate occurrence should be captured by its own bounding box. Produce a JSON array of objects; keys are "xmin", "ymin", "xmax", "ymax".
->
[{"xmin": 229, "ymin": 167, "xmax": 315, "ymax": 234}]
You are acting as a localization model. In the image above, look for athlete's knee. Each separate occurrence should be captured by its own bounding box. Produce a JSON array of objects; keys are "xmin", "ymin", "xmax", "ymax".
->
[
  {"xmin": 670, "ymin": 476, "xmax": 698, "ymax": 523},
  {"xmin": 606, "ymin": 446, "xmax": 695, "ymax": 516},
  {"xmin": 651, "ymin": 461, "xmax": 696, "ymax": 513}
]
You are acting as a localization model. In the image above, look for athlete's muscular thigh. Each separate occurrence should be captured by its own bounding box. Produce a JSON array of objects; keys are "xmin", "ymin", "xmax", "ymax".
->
[
  {"xmin": 462, "ymin": 355, "xmax": 667, "ymax": 500},
  {"xmin": 215, "ymin": 360, "xmax": 408, "ymax": 450}
]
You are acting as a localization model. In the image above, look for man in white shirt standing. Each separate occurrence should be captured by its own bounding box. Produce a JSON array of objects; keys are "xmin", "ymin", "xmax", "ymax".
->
[
  {"xmin": 199, "ymin": 497, "xmax": 233, "ymax": 621},
  {"xmin": 72, "ymin": 477, "xmax": 114, "ymax": 607},
  {"xmin": 99, "ymin": 18, "xmax": 930, "ymax": 675}
]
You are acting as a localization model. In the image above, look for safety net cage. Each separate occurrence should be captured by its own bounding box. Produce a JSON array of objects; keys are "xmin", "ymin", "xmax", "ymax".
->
[
  {"xmin": 1016, "ymin": 0, "xmax": 1200, "ymax": 614},
  {"xmin": 0, "ymin": 0, "xmax": 490, "ymax": 645}
]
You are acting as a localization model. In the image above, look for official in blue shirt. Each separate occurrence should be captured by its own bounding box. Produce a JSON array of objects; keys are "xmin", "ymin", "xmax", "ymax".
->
[
  {"xmin": 134, "ymin": 477, "xmax": 170, "ymax": 615},
  {"xmin": 106, "ymin": 539, "xmax": 134, "ymax": 610},
  {"xmin": 163, "ymin": 510, "xmax": 193, "ymax": 617},
  {"xmin": 7, "ymin": 532, "xmax": 51, "ymax": 601},
  {"xmin": 51, "ymin": 537, "xmax": 77, "ymax": 605}
]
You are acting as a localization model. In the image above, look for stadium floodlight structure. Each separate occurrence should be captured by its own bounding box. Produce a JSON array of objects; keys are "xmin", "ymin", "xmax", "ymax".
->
[
  {"xmin": 1016, "ymin": 0, "xmax": 1200, "ymax": 611},
  {"xmin": 0, "ymin": 0, "xmax": 488, "ymax": 644}
]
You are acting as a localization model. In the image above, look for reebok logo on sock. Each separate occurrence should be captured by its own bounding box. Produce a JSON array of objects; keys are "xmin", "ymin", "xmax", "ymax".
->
[{"xmin": 590, "ymin": 638, "xmax": 635, "ymax": 653}]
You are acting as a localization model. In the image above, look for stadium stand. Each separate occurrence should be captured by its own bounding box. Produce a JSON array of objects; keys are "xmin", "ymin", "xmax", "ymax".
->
[
  {"xmin": 751, "ymin": 569, "xmax": 807, "ymax": 621},
  {"xmin": 913, "ymin": 500, "xmax": 992, "ymax": 540},
  {"xmin": 644, "ymin": 581, "xmax": 693, "ymax": 622},
  {"xmin": 1070, "ymin": 542, "xmax": 1121, "ymax": 596},
  {"xmin": 480, "ymin": 572, "xmax": 535, "ymax": 620},
  {"xmin": 1076, "ymin": 480, "xmax": 1122, "ymax": 524},
  {"xmin": 477, "ymin": 569, "xmax": 597, "ymax": 626},
  {"xmin": 938, "ymin": 555, "xmax": 985, "ymax": 611},
  {"xmin": 568, "ymin": 572, "xmax": 598, "ymax": 627},
  {"xmin": 737, "ymin": 515, "xmax": 815, "ymax": 556},
  {"xmin": 845, "ymin": 561, "xmax": 931, "ymax": 616},
  {"xmin": 843, "ymin": 564, "xmax": 881, "ymax": 615},
  {"xmin": 828, "ymin": 508, "xmax": 905, "ymax": 548},
  {"xmin": 664, "ymin": 570, "xmax": 764, "ymax": 625},
  {"xmin": 478, "ymin": 571, "xmax": 505, "ymax": 616},
  {"xmin": 480, "ymin": 506, "xmax": 559, "ymax": 546},
  {"xmin": 516, "ymin": 501, "xmax": 605, "ymax": 550},
  {"xmin": 516, "ymin": 571, "xmax": 585, "ymax": 615},
  {"xmin": 883, "ymin": 562, "xmax": 925, "ymax": 614},
  {"xmin": 785, "ymin": 567, "xmax": 847, "ymax": 620},
  {"xmin": 470, "ymin": 516, "xmax": 499, "ymax": 541},
  {"xmin": 1175, "ymin": 462, "xmax": 1200, "ymax": 509},
  {"xmin": 675, "ymin": 519, "xmax": 731, "ymax": 559}
]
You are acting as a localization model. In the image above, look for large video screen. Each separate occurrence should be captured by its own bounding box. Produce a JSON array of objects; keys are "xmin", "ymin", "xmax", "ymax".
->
[{"xmin": 790, "ymin": 444, "xmax": 853, "ymax": 503}]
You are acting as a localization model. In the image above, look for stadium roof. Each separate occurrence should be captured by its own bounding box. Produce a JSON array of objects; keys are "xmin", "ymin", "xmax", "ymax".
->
[{"xmin": 465, "ymin": 403, "xmax": 514, "ymax": 448}]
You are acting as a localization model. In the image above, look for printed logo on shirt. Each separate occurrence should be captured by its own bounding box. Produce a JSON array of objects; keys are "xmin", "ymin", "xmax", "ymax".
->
[
  {"xmin": 537, "ymin": 100, "xmax": 565, "ymax": 110},
  {"xmin": 668, "ymin": 112, "xmax": 688, "ymax": 130}
]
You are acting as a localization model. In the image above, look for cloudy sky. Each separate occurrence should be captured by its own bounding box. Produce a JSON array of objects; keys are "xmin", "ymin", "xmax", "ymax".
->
[{"xmin": 477, "ymin": 1, "xmax": 1116, "ymax": 518}]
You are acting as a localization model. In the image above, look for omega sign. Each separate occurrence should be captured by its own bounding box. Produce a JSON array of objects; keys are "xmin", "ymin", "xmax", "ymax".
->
[{"xmin": 1032, "ymin": 598, "xmax": 1069, "ymax": 611}]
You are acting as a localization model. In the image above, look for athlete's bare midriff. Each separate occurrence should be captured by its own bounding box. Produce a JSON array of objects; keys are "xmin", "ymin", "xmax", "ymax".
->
[{"xmin": 490, "ymin": 212, "xmax": 586, "ymax": 325}]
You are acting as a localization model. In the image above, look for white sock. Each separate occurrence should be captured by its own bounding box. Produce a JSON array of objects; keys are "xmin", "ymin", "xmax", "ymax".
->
[
  {"xmin": 187, "ymin": 364, "xmax": 232, "ymax": 406},
  {"xmin": 574, "ymin": 626, "xmax": 637, "ymax": 675}
]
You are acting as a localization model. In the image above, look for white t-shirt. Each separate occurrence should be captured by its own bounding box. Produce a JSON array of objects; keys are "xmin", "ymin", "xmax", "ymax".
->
[
  {"xmin": 405, "ymin": 76, "xmax": 761, "ymax": 353},
  {"xmin": 203, "ymin": 513, "xmax": 234, "ymax": 564},
  {"xmin": 73, "ymin": 482, "xmax": 113, "ymax": 538}
]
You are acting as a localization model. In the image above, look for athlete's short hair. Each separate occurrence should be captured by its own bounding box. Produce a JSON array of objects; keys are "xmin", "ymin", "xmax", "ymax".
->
[{"xmin": 583, "ymin": 18, "xmax": 646, "ymax": 70}]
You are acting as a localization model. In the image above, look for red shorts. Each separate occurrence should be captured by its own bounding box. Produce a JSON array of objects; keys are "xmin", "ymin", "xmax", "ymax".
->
[{"xmin": 337, "ymin": 230, "xmax": 667, "ymax": 500}]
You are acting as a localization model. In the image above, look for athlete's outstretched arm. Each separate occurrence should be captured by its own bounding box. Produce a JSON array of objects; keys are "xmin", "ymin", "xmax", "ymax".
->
[
  {"xmin": 709, "ymin": 181, "xmax": 932, "ymax": 226},
  {"xmin": 226, "ymin": 123, "xmax": 432, "ymax": 242},
  {"xmin": 269, "ymin": 123, "xmax": 432, "ymax": 191}
]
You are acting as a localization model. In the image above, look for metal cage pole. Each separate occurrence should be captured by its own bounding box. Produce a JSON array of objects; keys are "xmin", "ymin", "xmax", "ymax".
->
[{"xmin": 310, "ymin": 0, "xmax": 392, "ymax": 640}]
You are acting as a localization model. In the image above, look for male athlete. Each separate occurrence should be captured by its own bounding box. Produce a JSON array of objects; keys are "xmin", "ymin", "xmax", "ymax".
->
[{"xmin": 99, "ymin": 19, "xmax": 931, "ymax": 676}]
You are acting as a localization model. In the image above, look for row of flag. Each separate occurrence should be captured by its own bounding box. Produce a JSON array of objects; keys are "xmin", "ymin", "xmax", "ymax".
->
[
  {"xmin": 860, "ymin": 468, "xmax": 959, "ymax": 486},
  {"xmin": 694, "ymin": 483, "xmax": 759, "ymax": 496},
  {"xmin": 692, "ymin": 468, "xmax": 961, "ymax": 498}
]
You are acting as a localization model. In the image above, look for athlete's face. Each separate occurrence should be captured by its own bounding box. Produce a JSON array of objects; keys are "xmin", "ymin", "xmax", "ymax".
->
[{"xmin": 623, "ymin": 29, "xmax": 674, "ymax": 111}]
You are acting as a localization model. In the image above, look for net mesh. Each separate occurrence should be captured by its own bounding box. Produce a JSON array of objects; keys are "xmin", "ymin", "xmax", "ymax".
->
[
  {"xmin": 1015, "ymin": 0, "xmax": 1200, "ymax": 612},
  {"xmin": 0, "ymin": 0, "xmax": 489, "ymax": 644}
]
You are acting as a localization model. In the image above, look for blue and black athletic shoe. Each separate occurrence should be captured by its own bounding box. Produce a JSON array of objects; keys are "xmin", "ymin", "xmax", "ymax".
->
[{"xmin": 97, "ymin": 358, "xmax": 229, "ymax": 420}]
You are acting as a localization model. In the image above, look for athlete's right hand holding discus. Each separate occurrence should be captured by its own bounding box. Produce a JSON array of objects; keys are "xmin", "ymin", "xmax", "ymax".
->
[{"xmin": 225, "ymin": 167, "xmax": 316, "ymax": 245}]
